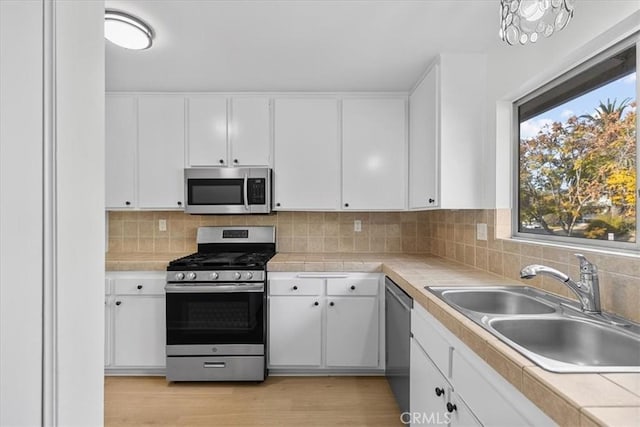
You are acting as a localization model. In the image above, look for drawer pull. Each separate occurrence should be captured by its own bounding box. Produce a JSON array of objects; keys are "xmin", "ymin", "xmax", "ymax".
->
[
  {"xmin": 137, "ymin": 284, "xmax": 143, "ymax": 290},
  {"xmin": 329, "ymin": 301, "xmax": 335, "ymax": 307},
  {"xmin": 204, "ymin": 362, "xmax": 226, "ymax": 368},
  {"xmin": 446, "ymin": 403, "xmax": 457, "ymax": 413},
  {"xmin": 314, "ymin": 301, "xmax": 319, "ymax": 306},
  {"xmin": 292, "ymin": 285, "xmax": 298, "ymax": 291},
  {"xmin": 435, "ymin": 387, "xmax": 444, "ymax": 397},
  {"xmin": 350, "ymin": 285, "xmax": 356, "ymax": 290}
]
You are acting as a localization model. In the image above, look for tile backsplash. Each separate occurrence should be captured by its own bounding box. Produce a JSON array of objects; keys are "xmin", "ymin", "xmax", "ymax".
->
[
  {"xmin": 107, "ymin": 211, "xmax": 428, "ymax": 255},
  {"xmin": 108, "ymin": 208, "xmax": 640, "ymax": 322}
]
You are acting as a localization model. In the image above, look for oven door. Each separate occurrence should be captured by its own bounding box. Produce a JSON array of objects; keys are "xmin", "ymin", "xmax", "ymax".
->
[{"xmin": 165, "ymin": 283, "xmax": 265, "ymax": 356}]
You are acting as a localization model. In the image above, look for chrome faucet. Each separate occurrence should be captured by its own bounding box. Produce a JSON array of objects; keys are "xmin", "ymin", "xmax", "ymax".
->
[{"xmin": 520, "ymin": 253, "xmax": 601, "ymax": 314}]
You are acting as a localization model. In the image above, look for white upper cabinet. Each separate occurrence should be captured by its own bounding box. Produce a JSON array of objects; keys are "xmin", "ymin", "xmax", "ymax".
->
[
  {"xmin": 137, "ymin": 96, "xmax": 185, "ymax": 209},
  {"xmin": 273, "ymin": 98, "xmax": 340, "ymax": 210},
  {"xmin": 342, "ymin": 98, "xmax": 407, "ymax": 210},
  {"xmin": 187, "ymin": 96, "xmax": 227, "ymax": 166},
  {"xmin": 186, "ymin": 96, "xmax": 270, "ymax": 167},
  {"xmin": 105, "ymin": 95, "xmax": 137, "ymax": 209},
  {"xmin": 229, "ymin": 97, "xmax": 271, "ymax": 166},
  {"xmin": 409, "ymin": 54, "xmax": 487, "ymax": 209},
  {"xmin": 409, "ymin": 65, "xmax": 438, "ymax": 209}
]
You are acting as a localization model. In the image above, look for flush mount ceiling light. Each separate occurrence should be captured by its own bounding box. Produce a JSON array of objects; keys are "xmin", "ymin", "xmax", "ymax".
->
[
  {"xmin": 105, "ymin": 10, "xmax": 153, "ymax": 50},
  {"xmin": 499, "ymin": 0, "xmax": 575, "ymax": 46}
]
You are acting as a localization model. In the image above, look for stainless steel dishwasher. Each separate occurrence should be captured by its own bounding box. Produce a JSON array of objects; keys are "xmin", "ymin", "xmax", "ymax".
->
[{"xmin": 385, "ymin": 276, "xmax": 413, "ymax": 414}]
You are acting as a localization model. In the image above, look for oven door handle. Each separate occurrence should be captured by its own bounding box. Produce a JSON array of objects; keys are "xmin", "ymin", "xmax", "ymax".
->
[
  {"xmin": 243, "ymin": 174, "xmax": 249, "ymax": 211},
  {"xmin": 165, "ymin": 284, "xmax": 264, "ymax": 293}
]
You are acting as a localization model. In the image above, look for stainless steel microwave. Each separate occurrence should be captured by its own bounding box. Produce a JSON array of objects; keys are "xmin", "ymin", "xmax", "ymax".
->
[{"xmin": 184, "ymin": 167, "xmax": 271, "ymax": 214}]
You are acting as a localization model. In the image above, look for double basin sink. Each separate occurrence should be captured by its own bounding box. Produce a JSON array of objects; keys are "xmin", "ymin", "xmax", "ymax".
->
[{"xmin": 426, "ymin": 286, "xmax": 640, "ymax": 373}]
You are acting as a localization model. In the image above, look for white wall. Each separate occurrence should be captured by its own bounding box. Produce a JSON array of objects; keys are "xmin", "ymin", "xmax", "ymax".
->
[
  {"xmin": 0, "ymin": 1, "xmax": 105, "ymax": 425},
  {"xmin": 0, "ymin": 1, "xmax": 44, "ymax": 424},
  {"xmin": 483, "ymin": 2, "xmax": 640, "ymax": 209},
  {"xmin": 54, "ymin": 1, "xmax": 105, "ymax": 425}
]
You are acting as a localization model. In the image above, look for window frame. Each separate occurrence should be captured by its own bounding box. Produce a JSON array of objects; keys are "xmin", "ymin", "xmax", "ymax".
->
[{"xmin": 512, "ymin": 34, "xmax": 640, "ymax": 252}]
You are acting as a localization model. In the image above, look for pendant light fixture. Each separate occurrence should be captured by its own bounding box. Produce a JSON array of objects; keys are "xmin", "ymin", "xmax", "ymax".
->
[
  {"xmin": 105, "ymin": 10, "xmax": 154, "ymax": 50},
  {"xmin": 499, "ymin": 0, "xmax": 575, "ymax": 46}
]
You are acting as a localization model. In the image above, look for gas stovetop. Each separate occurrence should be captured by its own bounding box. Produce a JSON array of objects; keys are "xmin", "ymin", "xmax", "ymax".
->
[{"xmin": 167, "ymin": 251, "xmax": 276, "ymax": 271}]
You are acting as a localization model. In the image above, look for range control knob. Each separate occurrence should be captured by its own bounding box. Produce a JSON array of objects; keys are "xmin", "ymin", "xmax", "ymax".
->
[
  {"xmin": 234, "ymin": 272, "xmax": 242, "ymax": 280},
  {"xmin": 175, "ymin": 272, "xmax": 185, "ymax": 281},
  {"xmin": 210, "ymin": 272, "xmax": 219, "ymax": 280},
  {"xmin": 187, "ymin": 272, "xmax": 197, "ymax": 281},
  {"xmin": 245, "ymin": 272, "xmax": 254, "ymax": 280}
]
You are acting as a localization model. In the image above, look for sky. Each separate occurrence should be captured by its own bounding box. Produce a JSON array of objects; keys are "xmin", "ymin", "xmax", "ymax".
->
[{"xmin": 520, "ymin": 72, "xmax": 637, "ymax": 139}]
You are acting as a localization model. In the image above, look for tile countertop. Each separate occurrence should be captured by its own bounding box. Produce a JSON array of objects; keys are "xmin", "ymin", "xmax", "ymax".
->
[
  {"xmin": 268, "ymin": 253, "xmax": 640, "ymax": 427},
  {"xmin": 106, "ymin": 251, "xmax": 640, "ymax": 426}
]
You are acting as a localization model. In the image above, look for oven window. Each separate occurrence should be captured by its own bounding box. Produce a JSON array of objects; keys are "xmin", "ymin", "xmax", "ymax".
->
[
  {"xmin": 188, "ymin": 179, "xmax": 244, "ymax": 205},
  {"xmin": 166, "ymin": 291, "xmax": 264, "ymax": 345}
]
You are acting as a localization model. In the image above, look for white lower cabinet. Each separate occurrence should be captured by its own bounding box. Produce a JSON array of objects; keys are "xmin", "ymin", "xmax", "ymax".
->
[
  {"xmin": 268, "ymin": 273, "xmax": 383, "ymax": 372},
  {"xmin": 105, "ymin": 272, "xmax": 166, "ymax": 374},
  {"xmin": 269, "ymin": 296, "xmax": 322, "ymax": 367},
  {"xmin": 410, "ymin": 304, "xmax": 555, "ymax": 427}
]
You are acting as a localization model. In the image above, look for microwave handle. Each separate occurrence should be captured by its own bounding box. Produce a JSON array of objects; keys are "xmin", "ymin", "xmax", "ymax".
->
[{"xmin": 243, "ymin": 174, "xmax": 249, "ymax": 211}]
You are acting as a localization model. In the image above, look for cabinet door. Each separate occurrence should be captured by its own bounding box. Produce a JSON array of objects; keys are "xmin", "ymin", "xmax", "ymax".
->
[
  {"xmin": 230, "ymin": 97, "xmax": 270, "ymax": 166},
  {"xmin": 342, "ymin": 98, "xmax": 407, "ymax": 210},
  {"xmin": 138, "ymin": 96, "xmax": 185, "ymax": 209},
  {"xmin": 187, "ymin": 96, "xmax": 227, "ymax": 166},
  {"xmin": 113, "ymin": 295, "xmax": 165, "ymax": 367},
  {"xmin": 268, "ymin": 296, "xmax": 322, "ymax": 367},
  {"xmin": 326, "ymin": 296, "xmax": 378, "ymax": 367},
  {"xmin": 409, "ymin": 65, "xmax": 438, "ymax": 209},
  {"xmin": 273, "ymin": 98, "xmax": 340, "ymax": 210},
  {"xmin": 410, "ymin": 339, "xmax": 449, "ymax": 427},
  {"xmin": 448, "ymin": 390, "xmax": 482, "ymax": 427},
  {"xmin": 105, "ymin": 297, "xmax": 111, "ymax": 367},
  {"xmin": 105, "ymin": 95, "xmax": 136, "ymax": 209}
]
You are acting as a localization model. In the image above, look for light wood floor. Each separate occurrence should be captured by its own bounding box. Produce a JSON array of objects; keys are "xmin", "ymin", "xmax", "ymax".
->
[{"xmin": 105, "ymin": 376, "xmax": 404, "ymax": 426}]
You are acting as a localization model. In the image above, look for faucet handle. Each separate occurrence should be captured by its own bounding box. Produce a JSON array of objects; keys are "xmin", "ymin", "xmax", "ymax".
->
[{"xmin": 575, "ymin": 254, "xmax": 597, "ymax": 273}]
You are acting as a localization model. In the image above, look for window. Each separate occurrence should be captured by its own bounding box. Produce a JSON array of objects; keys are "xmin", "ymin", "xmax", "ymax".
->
[{"xmin": 515, "ymin": 39, "xmax": 638, "ymax": 249}]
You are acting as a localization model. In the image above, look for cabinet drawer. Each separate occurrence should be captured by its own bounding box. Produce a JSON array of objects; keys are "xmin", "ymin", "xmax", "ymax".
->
[
  {"xmin": 327, "ymin": 278, "xmax": 378, "ymax": 296},
  {"xmin": 113, "ymin": 278, "xmax": 165, "ymax": 295},
  {"xmin": 269, "ymin": 279, "xmax": 323, "ymax": 296},
  {"xmin": 411, "ymin": 304, "xmax": 451, "ymax": 378}
]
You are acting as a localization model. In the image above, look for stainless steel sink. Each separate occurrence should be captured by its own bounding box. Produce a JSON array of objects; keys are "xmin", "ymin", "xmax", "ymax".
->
[
  {"xmin": 427, "ymin": 286, "xmax": 640, "ymax": 373},
  {"xmin": 439, "ymin": 288, "xmax": 556, "ymax": 315},
  {"xmin": 490, "ymin": 316, "xmax": 640, "ymax": 371}
]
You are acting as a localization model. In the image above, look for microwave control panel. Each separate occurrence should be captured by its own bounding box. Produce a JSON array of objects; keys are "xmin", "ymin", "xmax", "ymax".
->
[{"xmin": 247, "ymin": 178, "xmax": 266, "ymax": 205}]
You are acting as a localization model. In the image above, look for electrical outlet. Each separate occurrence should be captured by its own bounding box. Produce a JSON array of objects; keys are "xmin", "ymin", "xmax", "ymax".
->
[
  {"xmin": 354, "ymin": 220, "xmax": 362, "ymax": 232},
  {"xmin": 476, "ymin": 223, "xmax": 487, "ymax": 241},
  {"xmin": 159, "ymin": 219, "xmax": 167, "ymax": 232}
]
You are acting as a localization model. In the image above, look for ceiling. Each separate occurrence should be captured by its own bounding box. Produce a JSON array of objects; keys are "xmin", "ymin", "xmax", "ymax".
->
[{"xmin": 105, "ymin": 0, "xmax": 501, "ymax": 92}]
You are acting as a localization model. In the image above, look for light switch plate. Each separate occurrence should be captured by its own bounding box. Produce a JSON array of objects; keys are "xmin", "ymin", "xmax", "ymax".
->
[
  {"xmin": 476, "ymin": 223, "xmax": 487, "ymax": 241},
  {"xmin": 354, "ymin": 220, "xmax": 362, "ymax": 232},
  {"xmin": 159, "ymin": 219, "xmax": 167, "ymax": 232}
]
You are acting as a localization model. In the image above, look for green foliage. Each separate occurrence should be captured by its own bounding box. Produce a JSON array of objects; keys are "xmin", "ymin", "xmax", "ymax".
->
[{"xmin": 519, "ymin": 98, "xmax": 636, "ymax": 241}]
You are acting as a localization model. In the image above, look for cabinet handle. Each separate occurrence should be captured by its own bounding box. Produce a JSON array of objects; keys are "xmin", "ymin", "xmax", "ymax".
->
[
  {"xmin": 446, "ymin": 403, "xmax": 457, "ymax": 413},
  {"xmin": 314, "ymin": 301, "xmax": 319, "ymax": 306},
  {"xmin": 344, "ymin": 203, "xmax": 349, "ymax": 208},
  {"xmin": 435, "ymin": 387, "xmax": 444, "ymax": 397},
  {"xmin": 276, "ymin": 203, "xmax": 281, "ymax": 207},
  {"xmin": 115, "ymin": 301, "xmax": 122, "ymax": 306},
  {"xmin": 219, "ymin": 159, "xmax": 225, "ymax": 164},
  {"xmin": 292, "ymin": 285, "xmax": 298, "ymax": 290},
  {"xmin": 177, "ymin": 201, "xmax": 182, "ymax": 206},
  {"xmin": 350, "ymin": 285, "xmax": 356, "ymax": 291},
  {"xmin": 233, "ymin": 159, "xmax": 239, "ymax": 164},
  {"xmin": 137, "ymin": 284, "xmax": 143, "ymax": 290},
  {"xmin": 428, "ymin": 198, "xmax": 435, "ymax": 204},
  {"xmin": 329, "ymin": 301, "xmax": 335, "ymax": 307},
  {"xmin": 125, "ymin": 201, "xmax": 131, "ymax": 206}
]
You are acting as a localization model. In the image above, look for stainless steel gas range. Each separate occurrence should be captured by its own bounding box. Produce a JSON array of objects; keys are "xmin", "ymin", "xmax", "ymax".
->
[{"xmin": 164, "ymin": 226, "xmax": 275, "ymax": 382}]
